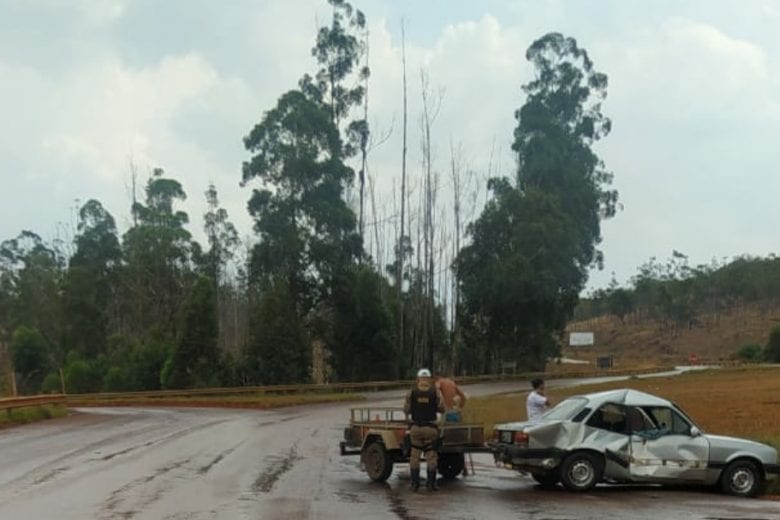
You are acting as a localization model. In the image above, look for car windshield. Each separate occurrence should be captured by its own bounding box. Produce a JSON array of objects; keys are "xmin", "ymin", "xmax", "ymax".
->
[{"xmin": 542, "ymin": 397, "xmax": 588, "ymax": 421}]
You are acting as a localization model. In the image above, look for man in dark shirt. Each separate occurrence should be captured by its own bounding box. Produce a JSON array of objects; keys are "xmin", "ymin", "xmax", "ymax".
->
[{"xmin": 404, "ymin": 368, "xmax": 445, "ymax": 491}]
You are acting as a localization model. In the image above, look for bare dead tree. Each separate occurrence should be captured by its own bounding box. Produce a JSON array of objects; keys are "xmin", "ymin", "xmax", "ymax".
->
[
  {"xmin": 449, "ymin": 138, "xmax": 465, "ymax": 374},
  {"xmin": 396, "ymin": 19, "xmax": 408, "ymax": 371},
  {"xmin": 419, "ymin": 68, "xmax": 443, "ymax": 371},
  {"xmin": 358, "ymin": 28, "xmax": 370, "ymax": 243}
]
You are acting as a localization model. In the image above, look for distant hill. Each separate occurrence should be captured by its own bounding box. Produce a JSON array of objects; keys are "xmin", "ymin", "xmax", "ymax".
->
[{"xmin": 563, "ymin": 302, "xmax": 780, "ymax": 366}]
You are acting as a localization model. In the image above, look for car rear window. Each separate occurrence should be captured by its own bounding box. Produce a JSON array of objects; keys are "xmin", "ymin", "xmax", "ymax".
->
[{"xmin": 542, "ymin": 397, "xmax": 588, "ymax": 421}]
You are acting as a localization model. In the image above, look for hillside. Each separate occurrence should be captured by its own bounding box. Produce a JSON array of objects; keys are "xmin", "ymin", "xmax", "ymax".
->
[{"xmin": 563, "ymin": 303, "xmax": 780, "ymax": 366}]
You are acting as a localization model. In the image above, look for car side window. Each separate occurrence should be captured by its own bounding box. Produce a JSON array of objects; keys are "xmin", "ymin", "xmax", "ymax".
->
[
  {"xmin": 643, "ymin": 407, "xmax": 691, "ymax": 436},
  {"xmin": 625, "ymin": 406, "xmax": 655, "ymax": 433},
  {"xmin": 586, "ymin": 403, "xmax": 627, "ymax": 434}
]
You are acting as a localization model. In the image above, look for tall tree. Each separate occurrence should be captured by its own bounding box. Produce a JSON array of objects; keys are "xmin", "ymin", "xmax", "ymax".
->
[
  {"xmin": 162, "ymin": 275, "xmax": 219, "ymax": 388},
  {"xmin": 202, "ymin": 184, "xmax": 239, "ymax": 285},
  {"xmin": 122, "ymin": 168, "xmax": 192, "ymax": 341},
  {"xmin": 62, "ymin": 199, "xmax": 121, "ymax": 358},
  {"xmin": 457, "ymin": 33, "xmax": 618, "ymax": 371}
]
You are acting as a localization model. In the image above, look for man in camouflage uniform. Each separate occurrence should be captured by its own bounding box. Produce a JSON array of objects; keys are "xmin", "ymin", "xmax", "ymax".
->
[{"xmin": 404, "ymin": 368, "xmax": 445, "ymax": 491}]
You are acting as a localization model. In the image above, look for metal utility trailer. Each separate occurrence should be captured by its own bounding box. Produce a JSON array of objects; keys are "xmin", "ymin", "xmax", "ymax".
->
[{"xmin": 339, "ymin": 406, "xmax": 489, "ymax": 482}]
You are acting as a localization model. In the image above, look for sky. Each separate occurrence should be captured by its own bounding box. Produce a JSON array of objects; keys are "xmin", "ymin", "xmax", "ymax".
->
[{"xmin": 1, "ymin": 0, "xmax": 780, "ymax": 292}]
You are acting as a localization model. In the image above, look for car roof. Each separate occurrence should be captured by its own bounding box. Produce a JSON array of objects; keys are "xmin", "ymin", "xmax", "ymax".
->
[{"xmin": 575, "ymin": 388, "xmax": 674, "ymax": 408}]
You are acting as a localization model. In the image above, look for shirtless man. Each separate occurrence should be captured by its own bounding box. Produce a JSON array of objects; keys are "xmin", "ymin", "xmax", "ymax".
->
[{"xmin": 435, "ymin": 376, "xmax": 468, "ymax": 411}]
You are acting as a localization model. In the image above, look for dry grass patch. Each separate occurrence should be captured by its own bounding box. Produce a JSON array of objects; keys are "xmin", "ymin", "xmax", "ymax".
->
[
  {"xmin": 465, "ymin": 366, "xmax": 780, "ymax": 447},
  {"xmin": 0, "ymin": 404, "xmax": 68, "ymax": 428}
]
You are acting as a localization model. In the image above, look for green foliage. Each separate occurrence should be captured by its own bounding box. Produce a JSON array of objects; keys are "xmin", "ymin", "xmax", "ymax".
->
[
  {"xmin": 766, "ymin": 325, "xmax": 780, "ymax": 363},
  {"xmin": 163, "ymin": 276, "xmax": 220, "ymax": 389},
  {"xmin": 244, "ymin": 279, "xmax": 310, "ymax": 384},
  {"xmin": 242, "ymin": 89, "xmax": 360, "ymax": 298},
  {"xmin": 202, "ymin": 184, "xmax": 239, "ymax": 284},
  {"xmin": 10, "ymin": 326, "xmax": 50, "ymax": 394},
  {"xmin": 64, "ymin": 358, "xmax": 103, "ymax": 393},
  {"xmin": 331, "ymin": 266, "xmax": 397, "ymax": 381},
  {"xmin": 575, "ymin": 254, "xmax": 780, "ymax": 328},
  {"xmin": 0, "ymin": 404, "xmax": 67, "ymax": 426},
  {"xmin": 63, "ymin": 200, "xmax": 121, "ymax": 358},
  {"xmin": 40, "ymin": 373, "xmax": 62, "ymax": 394},
  {"xmin": 122, "ymin": 168, "xmax": 192, "ymax": 340},
  {"xmin": 102, "ymin": 366, "xmax": 131, "ymax": 392},
  {"xmin": 733, "ymin": 344, "xmax": 765, "ymax": 362},
  {"xmin": 457, "ymin": 33, "xmax": 616, "ymax": 373}
]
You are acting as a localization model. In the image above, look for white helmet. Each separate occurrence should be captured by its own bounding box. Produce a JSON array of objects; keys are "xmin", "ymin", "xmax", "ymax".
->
[{"xmin": 416, "ymin": 368, "xmax": 431, "ymax": 378}]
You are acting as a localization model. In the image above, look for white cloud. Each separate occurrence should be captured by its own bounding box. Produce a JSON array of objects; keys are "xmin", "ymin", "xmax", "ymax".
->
[
  {"xmin": 597, "ymin": 17, "xmax": 778, "ymax": 121},
  {"xmin": 2, "ymin": 2, "xmax": 780, "ymax": 294}
]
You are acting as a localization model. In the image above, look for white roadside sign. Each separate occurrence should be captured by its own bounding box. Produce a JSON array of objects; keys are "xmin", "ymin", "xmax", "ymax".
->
[{"xmin": 569, "ymin": 332, "xmax": 594, "ymax": 346}]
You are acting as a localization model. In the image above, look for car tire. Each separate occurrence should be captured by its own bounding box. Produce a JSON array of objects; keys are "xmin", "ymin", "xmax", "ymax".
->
[
  {"xmin": 364, "ymin": 441, "xmax": 394, "ymax": 482},
  {"xmin": 438, "ymin": 453, "xmax": 465, "ymax": 480},
  {"xmin": 531, "ymin": 471, "xmax": 560, "ymax": 488},
  {"xmin": 720, "ymin": 459, "xmax": 765, "ymax": 497},
  {"xmin": 559, "ymin": 452, "xmax": 603, "ymax": 492}
]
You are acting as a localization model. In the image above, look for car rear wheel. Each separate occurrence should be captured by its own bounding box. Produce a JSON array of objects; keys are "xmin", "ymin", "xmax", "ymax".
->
[
  {"xmin": 438, "ymin": 453, "xmax": 465, "ymax": 480},
  {"xmin": 531, "ymin": 471, "xmax": 560, "ymax": 488},
  {"xmin": 363, "ymin": 441, "xmax": 394, "ymax": 482},
  {"xmin": 720, "ymin": 459, "xmax": 764, "ymax": 497},
  {"xmin": 560, "ymin": 452, "xmax": 603, "ymax": 492}
]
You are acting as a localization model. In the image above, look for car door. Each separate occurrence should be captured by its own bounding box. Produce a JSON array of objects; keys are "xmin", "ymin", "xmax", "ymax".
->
[
  {"xmin": 583, "ymin": 402, "xmax": 632, "ymax": 481},
  {"xmin": 628, "ymin": 406, "xmax": 710, "ymax": 482}
]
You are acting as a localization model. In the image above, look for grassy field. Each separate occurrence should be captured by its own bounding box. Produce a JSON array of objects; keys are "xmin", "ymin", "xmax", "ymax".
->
[
  {"xmin": 0, "ymin": 404, "xmax": 68, "ymax": 428},
  {"xmin": 464, "ymin": 366, "xmax": 780, "ymax": 494},
  {"xmin": 67, "ymin": 392, "xmax": 365, "ymax": 409}
]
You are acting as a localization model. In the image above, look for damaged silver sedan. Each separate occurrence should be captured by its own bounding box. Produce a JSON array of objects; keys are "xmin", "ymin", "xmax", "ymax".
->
[{"xmin": 490, "ymin": 389, "xmax": 779, "ymax": 497}]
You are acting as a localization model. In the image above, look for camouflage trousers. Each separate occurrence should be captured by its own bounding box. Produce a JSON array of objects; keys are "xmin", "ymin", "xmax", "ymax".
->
[{"xmin": 409, "ymin": 425, "xmax": 438, "ymax": 471}]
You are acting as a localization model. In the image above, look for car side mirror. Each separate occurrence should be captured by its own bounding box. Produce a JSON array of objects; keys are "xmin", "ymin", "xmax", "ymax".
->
[{"xmin": 690, "ymin": 426, "xmax": 701, "ymax": 437}]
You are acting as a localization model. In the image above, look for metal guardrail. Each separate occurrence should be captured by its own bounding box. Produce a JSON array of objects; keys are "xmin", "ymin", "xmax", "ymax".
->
[
  {"xmin": 0, "ymin": 394, "xmax": 66, "ymax": 413},
  {"xmin": 64, "ymin": 366, "xmax": 677, "ymax": 403}
]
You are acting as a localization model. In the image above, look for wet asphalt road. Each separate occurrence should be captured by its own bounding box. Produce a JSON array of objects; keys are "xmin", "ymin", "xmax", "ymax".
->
[{"xmin": 1, "ymin": 374, "xmax": 779, "ymax": 519}]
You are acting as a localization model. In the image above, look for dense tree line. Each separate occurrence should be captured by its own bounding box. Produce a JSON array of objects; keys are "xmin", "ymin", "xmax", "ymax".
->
[
  {"xmin": 574, "ymin": 252, "xmax": 780, "ymax": 331},
  {"xmin": 0, "ymin": 2, "xmax": 620, "ymax": 394}
]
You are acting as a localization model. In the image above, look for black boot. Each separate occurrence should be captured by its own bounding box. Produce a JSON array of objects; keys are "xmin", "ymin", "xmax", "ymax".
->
[
  {"xmin": 426, "ymin": 470, "xmax": 439, "ymax": 491},
  {"xmin": 410, "ymin": 468, "xmax": 420, "ymax": 492}
]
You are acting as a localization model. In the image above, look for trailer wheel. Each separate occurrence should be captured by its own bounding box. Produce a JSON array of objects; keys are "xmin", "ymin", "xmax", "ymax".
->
[
  {"xmin": 531, "ymin": 471, "xmax": 559, "ymax": 488},
  {"xmin": 438, "ymin": 453, "xmax": 465, "ymax": 480},
  {"xmin": 364, "ymin": 441, "xmax": 393, "ymax": 482}
]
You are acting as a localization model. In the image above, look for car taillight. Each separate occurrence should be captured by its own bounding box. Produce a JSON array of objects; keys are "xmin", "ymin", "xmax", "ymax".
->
[{"xmin": 513, "ymin": 431, "xmax": 529, "ymax": 444}]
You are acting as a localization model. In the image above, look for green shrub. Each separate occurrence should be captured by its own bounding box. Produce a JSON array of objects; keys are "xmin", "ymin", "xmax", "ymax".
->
[
  {"xmin": 733, "ymin": 343, "xmax": 765, "ymax": 362},
  {"xmin": 64, "ymin": 359, "xmax": 103, "ymax": 393},
  {"xmin": 766, "ymin": 325, "xmax": 780, "ymax": 363},
  {"xmin": 40, "ymin": 372, "xmax": 62, "ymax": 393}
]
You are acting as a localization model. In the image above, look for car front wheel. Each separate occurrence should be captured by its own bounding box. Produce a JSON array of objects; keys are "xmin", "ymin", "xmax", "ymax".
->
[
  {"xmin": 720, "ymin": 459, "xmax": 765, "ymax": 497},
  {"xmin": 559, "ymin": 452, "xmax": 603, "ymax": 492}
]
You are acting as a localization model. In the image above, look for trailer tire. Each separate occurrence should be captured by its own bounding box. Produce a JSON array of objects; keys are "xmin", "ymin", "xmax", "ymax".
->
[
  {"xmin": 531, "ymin": 471, "xmax": 560, "ymax": 488},
  {"xmin": 364, "ymin": 441, "xmax": 394, "ymax": 482},
  {"xmin": 438, "ymin": 453, "xmax": 465, "ymax": 480}
]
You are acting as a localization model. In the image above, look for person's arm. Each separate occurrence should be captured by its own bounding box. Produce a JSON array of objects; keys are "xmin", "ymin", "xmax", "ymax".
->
[
  {"xmin": 403, "ymin": 390, "xmax": 412, "ymax": 417},
  {"xmin": 436, "ymin": 389, "xmax": 446, "ymax": 413},
  {"xmin": 456, "ymin": 385, "xmax": 467, "ymax": 408}
]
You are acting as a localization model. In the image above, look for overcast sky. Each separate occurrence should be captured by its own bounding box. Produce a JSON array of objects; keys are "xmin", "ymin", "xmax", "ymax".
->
[{"xmin": 2, "ymin": 0, "xmax": 779, "ymax": 291}]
